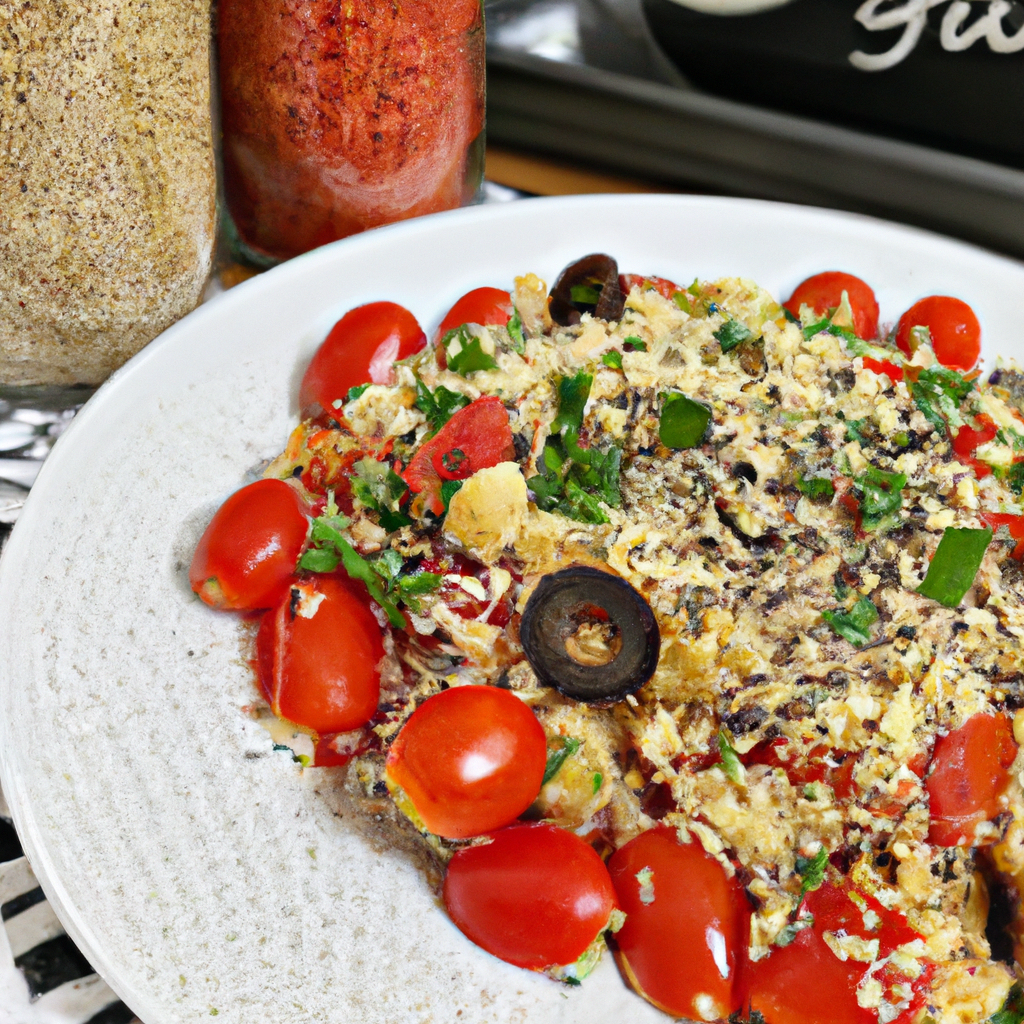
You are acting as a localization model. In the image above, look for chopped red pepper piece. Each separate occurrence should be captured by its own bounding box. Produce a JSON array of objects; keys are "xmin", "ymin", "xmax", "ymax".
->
[
  {"xmin": 980, "ymin": 511, "xmax": 1024, "ymax": 560},
  {"xmin": 618, "ymin": 274, "xmax": 683, "ymax": 301},
  {"xmin": 861, "ymin": 356, "xmax": 904, "ymax": 381},
  {"xmin": 952, "ymin": 414, "xmax": 998, "ymax": 479}
]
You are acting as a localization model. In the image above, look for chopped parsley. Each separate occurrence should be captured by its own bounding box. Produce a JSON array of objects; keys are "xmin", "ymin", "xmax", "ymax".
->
[
  {"xmin": 602, "ymin": 350, "xmax": 624, "ymax": 370},
  {"xmin": 822, "ymin": 597, "xmax": 879, "ymax": 646},
  {"xmin": 991, "ymin": 985, "xmax": 1024, "ymax": 1024},
  {"xmin": 592, "ymin": 772, "xmax": 603, "ymax": 794},
  {"xmin": 910, "ymin": 364, "xmax": 974, "ymax": 436},
  {"xmin": 796, "ymin": 475, "xmax": 835, "ymax": 500},
  {"xmin": 843, "ymin": 417, "xmax": 869, "ymax": 444},
  {"xmin": 854, "ymin": 464, "xmax": 906, "ymax": 530},
  {"xmin": 659, "ymin": 392, "xmax": 712, "ymax": 449},
  {"xmin": 414, "ymin": 378, "xmax": 470, "ymax": 435},
  {"xmin": 795, "ymin": 846, "xmax": 828, "ymax": 899},
  {"xmin": 917, "ymin": 526, "xmax": 992, "ymax": 608},
  {"xmin": 346, "ymin": 383, "xmax": 371, "ymax": 402},
  {"xmin": 542, "ymin": 736, "xmax": 581, "ymax": 784},
  {"xmin": 442, "ymin": 326, "xmax": 499, "ymax": 375},
  {"xmin": 551, "ymin": 371, "xmax": 592, "ymax": 435},
  {"xmin": 506, "ymin": 307, "xmax": 526, "ymax": 354},
  {"xmin": 672, "ymin": 292, "xmax": 691, "ymax": 314},
  {"xmin": 440, "ymin": 478, "xmax": 463, "ymax": 512},
  {"xmin": 717, "ymin": 731, "xmax": 746, "ymax": 784},
  {"xmin": 714, "ymin": 318, "xmax": 754, "ymax": 352},
  {"xmin": 1004, "ymin": 461, "xmax": 1024, "ymax": 495},
  {"xmin": 623, "ymin": 336, "xmax": 647, "ymax": 351},
  {"xmin": 349, "ymin": 457, "xmax": 411, "ymax": 531}
]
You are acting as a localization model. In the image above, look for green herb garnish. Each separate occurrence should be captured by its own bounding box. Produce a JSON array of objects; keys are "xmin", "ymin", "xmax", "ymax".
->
[
  {"xmin": 442, "ymin": 326, "xmax": 499, "ymax": 375},
  {"xmin": 844, "ymin": 418, "xmax": 869, "ymax": 444},
  {"xmin": 602, "ymin": 350, "xmax": 624, "ymax": 370},
  {"xmin": 507, "ymin": 308, "xmax": 526, "ymax": 354},
  {"xmin": 854, "ymin": 465, "xmax": 907, "ymax": 530},
  {"xmin": 910, "ymin": 364, "xmax": 974, "ymax": 436},
  {"xmin": 796, "ymin": 475, "xmax": 835, "ymax": 500},
  {"xmin": 795, "ymin": 846, "xmax": 828, "ymax": 899},
  {"xmin": 551, "ymin": 371, "xmax": 593, "ymax": 435},
  {"xmin": 672, "ymin": 292, "xmax": 692, "ymax": 314},
  {"xmin": 349, "ymin": 457, "xmax": 411, "ymax": 531},
  {"xmin": 1004, "ymin": 461, "xmax": 1024, "ymax": 495},
  {"xmin": 717, "ymin": 731, "xmax": 746, "ymax": 784},
  {"xmin": 659, "ymin": 393, "xmax": 712, "ymax": 449},
  {"xmin": 440, "ymin": 478, "xmax": 463, "ymax": 512},
  {"xmin": 592, "ymin": 772, "xmax": 603, "ymax": 794},
  {"xmin": 774, "ymin": 916, "xmax": 815, "ymax": 948},
  {"xmin": 917, "ymin": 527, "xmax": 992, "ymax": 608},
  {"xmin": 543, "ymin": 737, "xmax": 581, "ymax": 784},
  {"xmin": 715, "ymin": 319, "xmax": 754, "ymax": 353},
  {"xmin": 991, "ymin": 985, "xmax": 1024, "ymax": 1024},
  {"xmin": 414, "ymin": 378, "xmax": 470, "ymax": 435},
  {"xmin": 623, "ymin": 336, "xmax": 647, "ymax": 352},
  {"xmin": 822, "ymin": 597, "xmax": 879, "ymax": 646},
  {"xmin": 346, "ymin": 383, "xmax": 371, "ymax": 403}
]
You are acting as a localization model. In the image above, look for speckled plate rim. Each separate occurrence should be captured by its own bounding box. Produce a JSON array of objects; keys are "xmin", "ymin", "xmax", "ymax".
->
[{"xmin": 2, "ymin": 194, "xmax": 1024, "ymax": 1024}]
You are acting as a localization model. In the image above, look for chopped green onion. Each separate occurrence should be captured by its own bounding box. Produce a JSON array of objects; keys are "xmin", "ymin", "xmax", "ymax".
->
[
  {"xmin": 855, "ymin": 465, "xmax": 907, "ymax": 530},
  {"xmin": 543, "ymin": 737, "xmax": 581, "ymax": 784},
  {"xmin": 796, "ymin": 847, "xmax": 828, "ymax": 899},
  {"xmin": 917, "ymin": 527, "xmax": 992, "ymax": 608},
  {"xmin": 796, "ymin": 475, "xmax": 835, "ymax": 500},
  {"xmin": 717, "ymin": 731, "xmax": 745, "ymax": 784},
  {"xmin": 602, "ymin": 350, "xmax": 623, "ymax": 370},
  {"xmin": 551, "ymin": 371, "xmax": 593, "ymax": 435},
  {"xmin": 822, "ymin": 598, "xmax": 878, "ymax": 646},
  {"xmin": 659, "ymin": 393, "xmax": 712, "ymax": 449}
]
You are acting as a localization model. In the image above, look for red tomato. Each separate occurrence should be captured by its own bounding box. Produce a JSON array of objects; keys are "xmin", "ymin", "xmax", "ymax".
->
[
  {"xmin": 256, "ymin": 575, "xmax": 383, "ymax": 735},
  {"xmin": 895, "ymin": 296, "xmax": 981, "ymax": 371},
  {"xmin": 618, "ymin": 274, "xmax": 683, "ymax": 301},
  {"xmin": 926, "ymin": 712, "xmax": 1017, "ymax": 846},
  {"xmin": 385, "ymin": 685, "xmax": 547, "ymax": 839},
  {"xmin": 190, "ymin": 479, "xmax": 308, "ymax": 611},
  {"xmin": 608, "ymin": 828, "xmax": 746, "ymax": 1021},
  {"xmin": 299, "ymin": 302, "xmax": 426, "ymax": 416},
  {"xmin": 403, "ymin": 397, "xmax": 516, "ymax": 516},
  {"xmin": 443, "ymin": 822, "xmax": 617, "ymax": 970},
  {"xmin": 742, "ymin": 739, "xmax": 858, "ymax": 800},
  {"xmin": 861, "ymin": 356, "xmax": 904, "ymax": 382},
  {"xmin": 952, "ymin": 414, "xmax": 998, "ymax": 479},
  {"xmin": 981, "ymin": 511, "xmax": 1024, "ymax": 560},
  {"xmin": 784, "ymin": 272, "xmax": 879, "ymax": 340},
  {"xmin": 433, "ymin": 287, "xmax": 512, "ymax": 345},
  {"xmin": 419, "ymin": 551, "xmax": 515, "ymax": 628}
]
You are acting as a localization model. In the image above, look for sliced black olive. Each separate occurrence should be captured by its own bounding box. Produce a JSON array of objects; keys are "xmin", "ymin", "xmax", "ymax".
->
[
  {"xmin": 520, "ymin": 565, "xmax": 659, "ymax": 703},
  {"xmin": 549, "ymin": 254, "xmax": 624, "ymax": 327}
]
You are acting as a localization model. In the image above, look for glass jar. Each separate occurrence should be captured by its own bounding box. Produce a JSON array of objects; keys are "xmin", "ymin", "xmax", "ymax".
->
[{"xmin": 216, "ymin": 0, "xmax": 486, "ymax": 266}]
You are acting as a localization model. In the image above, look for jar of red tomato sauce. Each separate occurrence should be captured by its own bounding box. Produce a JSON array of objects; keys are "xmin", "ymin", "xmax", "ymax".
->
[{"xmin": 216, "ymin": 0, "xmax": 485, "ymax": 265}]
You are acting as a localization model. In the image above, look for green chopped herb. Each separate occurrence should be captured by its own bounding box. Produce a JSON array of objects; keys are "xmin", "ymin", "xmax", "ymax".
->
[
  {"xmin": 543, "ymin": 737, "xmax": 581, "ymax": 784},
  {"xmin": 349, "ymin": 457, "xmax": 411, "ymax": 531},
  {"xmin": 346, "ymin": 383, "xmax": 371, "ymax": 402},
  {"xmin": 795, "ymin": 846, "xmax": 828, "ymax": 899},
  {"xmin": 623, "ymin": 336, "xmax": 647, "ymax": 351},
  {"xmin": 563, "ymin": 976, "xmax": 582, "ymax": 987},
  {"xmin": 782, "ymin": 308, "xmax": 800, "ymax": 324},
  {"xmin": 551, "ymin": 371, "xmax": 593, "ymax": 435},
  {"xmin": 570, "ymin": 284, "xmax": 602, "ymax": 305},
  {"xmin": 991, "ymin": 984, "xmax": 1024, "ymax": 1024},
  {"xmin": 687, "ymin": 278, "xmax": 701, "ymax": 297},
  {"xmin": 893, "ymin": 431, "xmax": 911, "ymax": 448},
  {"xmin": 672, "ymin": 292, "xmax": 692, "ymax": 314},
  {"xmin": 659, "ymin": 393, "xmax": 712, "ymax": 449},
  {"xmin": 414, "ymin": 378, "xmax": 470, "ymax": 435},
  {"xmin": 592, "ymin": 772, "xmax": 603, "ymax": 794},
  {"xmin": 715, "ymin": 318, "xmax": 754, "ymax": 352},
  {"xmin": 844, "ymin": 418, "xmax": 869, "ymax": 444},
  {"xmin": 440, "ymin": 478, "xmax": 464, "ymax": 511},
  {"xmin": 507, "ymin": 307, "xmax": 526, "ymax": 354},
  {"xmin": 854, "ymin": 464, "xmax": 907, "ymax": 530},
  {"xmin": 717, "ymin": 731, "xmax": 746, "ymax": 784},
  {"xmin": 1005, "ymin": 461, "xmax": 1024, "ymax": 495},
  {"xmin": 602, "ymin": 350, "xmax": 624, "ymax": 370},
  {"xmin": 442, "ymin": 326, "xmax": 499, "ymax": 375},
  {"xmin": 774, "ymin": 916, "xmax": 814, "ymax": 948},
  {"xmin": 822, "ymin": 597, "xmax": 879, "ymax": 646},
  {"xmin": 796, "ymin": 475, "xmax": 835, "ymax": 500},
  {"xmin": 917, "ymin": 527, "xmax": 992, "ymax": 608},
  {"xmin": 910, "ymin": 364, "xmax": 974, "ymax": 437}
]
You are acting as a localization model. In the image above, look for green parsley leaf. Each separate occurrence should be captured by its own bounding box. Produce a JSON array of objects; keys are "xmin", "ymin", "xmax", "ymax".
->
[
  {"xmin": 822, "ymin": 597, "xmax": 879, "ymax": 646},
  {"xmin": 602, "ymin": 350, "xmax": 624, "ymax": 370},
  {"xmin": 623, "ymin": 336, "xmax": 647, "ymax": 351},
  {"xmin": 910, "ymin": 364, "xmax": 974, "ymax": 436},
  {"xmin": 443, "ymin": 326, "xmax": 499, "ymax": 375},
  {"xmin": 346, "ymin": 383, "xmax": 371, "ymax": 402},
  {"xmin": 795, "ymin": 846, "xmax": 828, "ymax": 899},
  {"xmin": 507, "ymin": 307, "xmax": 526, "ymax": 354},
  {"xmin": 1004, "ymin": 461, "xmax": 1024, "ymax": 495},
  {"xmin": 414, "ymin": 378, "xmax": 470, "ymax": 435},
  {"xmin": 715, "ymin": 319, "xmax": 754, "ymax": 352},
  {"xmin": 349, "ymin": 457, "xmax": 412, "ymax": 531},
  {"xmin": 717, "ymin": 731, "xmax": 746, "ymax": 784},
  {"xmin": 543, "ymin": 737, "xmax": 581, "ymax": 784},
  {"xmin": 782, "ymin": 308, "xmax": 800, "ymax": 324},
  {"xmin": 796, "ymin": 475, "xmax": 835, "ymax": 500},
  {"xmin": 844, "ymin": 418, "xmax": 869, "ymax": 444},
  {"xmin": 440, "ymin": 478, "xmax": 463, "ymax": 512},
  {"xmin": 592, "ymin": 772, "xmax": 603, "ymax": 794},
  {"xmin": 990, "ymin": 984, "xmax": 1024, "ymax": 1024},
  {"xmin": 854, "ymin": 464, "xmax": 906, "ymax": 530},
  {"xmin": 551, "ymin": 371, "xmax": 593, "ymax": 435},
  {"xmin": 659, "ymin": 393, "xmax": 712, "ymax": 449},
  {"xmin": 917, "ymin": 527, "xmax": 992, "ymax": 608}
]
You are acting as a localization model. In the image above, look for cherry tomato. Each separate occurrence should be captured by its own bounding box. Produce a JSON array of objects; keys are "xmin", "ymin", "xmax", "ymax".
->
[
  {"xmin": 443, "ymin": 822, "xmax": 617, "ymax": 970},
  {"xmin": 895, "ymin": 296, "xmax": 981, "ymax": 371},
  {"xmin": 952, "ymin": 414, "xmax": 998, "ymax": 479},
  {"xmin": 783, "ymin": 272, "xmax": 879, "ymax": 340},
  {"xmin": 861, "ymin": 356, "xmax": 904, "ymax": 382},
  {"xmin": 981, "ymin": 511, "xmax": 1024, "ymax": 560},
  {"xmin": 742, "ymin": 739, "xmax": 858, "ymax": 800},
  {"xmin": 190, "ymin": 479, "xmax": 308, "ymax": 611},
  {"xmin": 434, "ymin": 287, "xmax": 512, "ymax": 344},
  {"xmin": 403, "ymin": 396, "xmax": 516, "ymax": 516},
  {"xmin": 608, "ymin": 827, "xmax": 746, "ymax": 1021},
  {"xmin": 385, "ymin": 685, "xmax": 547, "ymax": 839},
  {"xmin": 926, "ymin": 712, "xmax": 1017, "ymax": 846},
  {"xmin": 618, "ymin": 274, "xmax": 683, "ymax": 301},
  {"xmin": 299, "ymin": 302, "xmax": 426, "ymax": 416},
  {"xmin": 256, "ymin": 575, "xmax": 383, "ymax": 735}
]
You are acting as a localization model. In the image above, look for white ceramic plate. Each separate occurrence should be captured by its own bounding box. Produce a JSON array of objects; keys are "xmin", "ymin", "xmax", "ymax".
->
[{"xmin": 2, "ymin": 194, "xmax": 1024, "ymax": 1024}]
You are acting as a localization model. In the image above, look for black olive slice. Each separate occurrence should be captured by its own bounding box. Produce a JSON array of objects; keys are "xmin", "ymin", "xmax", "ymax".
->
[
  {"xmin": 520, "ymin": 565, "xmax": 659, "ymax": 703},
  {"xmin": 549, "ymin": 254, "xmax": 625, "ymax": 327}
]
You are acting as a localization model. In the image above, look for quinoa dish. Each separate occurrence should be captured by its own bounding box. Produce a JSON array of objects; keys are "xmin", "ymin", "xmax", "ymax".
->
[{"xmin": 190, "ymin": 254, "xmax": 1024, "ymax": 1024}]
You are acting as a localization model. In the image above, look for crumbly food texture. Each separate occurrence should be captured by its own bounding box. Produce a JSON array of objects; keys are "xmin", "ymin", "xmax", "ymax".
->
[
  {"xmin": 0, "ymin": 1, "xmax": 215, "ymax": 384},
  {"xmin": 266, "ymin": 274, "xmax": 1024, "ymax": 1022}
]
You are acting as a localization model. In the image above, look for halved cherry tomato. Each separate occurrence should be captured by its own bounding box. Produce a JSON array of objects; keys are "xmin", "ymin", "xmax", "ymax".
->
[
  {"xmin": 952, "ymin": 414, "xmax": 998, "ymax": 479},
  {"xmin": 981, "ymin": 511, "xmax": 1024, "ymax": 560},
  {"xmin": 433, "ymin": 286, "xmax": 512, "ymax": 345},
  {"xmin": 256, "ymin": 575, "xmax": 383, "ymax": 735},
  {"xmin": 784, "ymin": 271, "xmax": 879, "ymax": 340},
  {"xmin": 190, "ymin": 479, "xmax": 308, "ymax": 611},
  {"xmin": 742, "ymin": 739, "xmax": 858, "ymax": 800},
  {"xmin": 608, "ymin": 827, "xmax": 746, "ymax": 1021},
  {"xmin": 403, "ymin": 396, "xmax": 516, "ymax": 516},
  {"xmin": 895, "ymin": 296, "xmax": 981, "ymax": 371},
  {"xmin": 618, "ymin": 274, "xmax": 683, "ymax": 301},
  {"xmin": 385, "ymin": 685, "xmax": 546, "ymax": 839},
  {"xmin": 926, "ymin": 712, "xmax": 1017, "ymax": 846},
  {"xmin": 443, "ymin": 822, "xmax": 617, "ymax": 970},
  {"xmin": 299, "ymin": 302, "xmax": 426, "ymax": 416}
]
